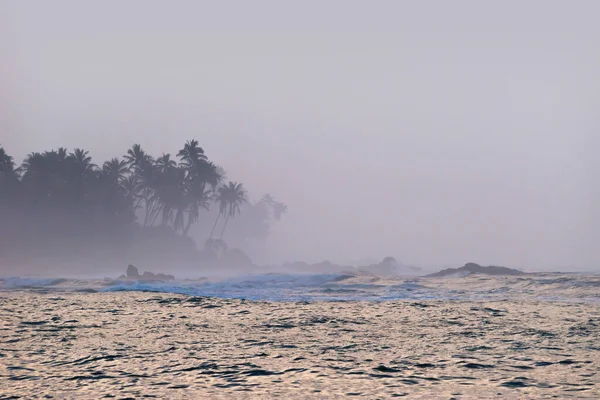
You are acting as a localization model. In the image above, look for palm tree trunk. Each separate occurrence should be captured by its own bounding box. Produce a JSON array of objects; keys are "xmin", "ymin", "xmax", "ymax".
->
[
  {"xmin": 183, "ymin": 203, "xmax": 199, "ymax": 237},
  {"xmin": 219, "ymin": 214, "xmax": 230, "ymax": 239},
  {"xmin": 174, "ymin": 207, "xmax": 185, "ymax": 233},
  {"xmin": 144, "ymin": 209, "xmax": 152, "ymax": 227},
  {"xmin": 183, "ymin": 216, "xmax": 192, "ymax": 236},
  {"xmin": 148, "ymin": 200, "xmax": 161, "ymax": 227},
  {"xmin": 143, "ymin": 193, "xmax": 155, "ymax": 227},
  {"xmin": 209, "ymin": 213, "xmax": 221, "ymax": 239}
]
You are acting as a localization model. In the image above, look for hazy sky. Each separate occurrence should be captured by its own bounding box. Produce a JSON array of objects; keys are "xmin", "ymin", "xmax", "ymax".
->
[{"xmin": 2, "ymin": 1, "xmax": 599, "ymax": 268}]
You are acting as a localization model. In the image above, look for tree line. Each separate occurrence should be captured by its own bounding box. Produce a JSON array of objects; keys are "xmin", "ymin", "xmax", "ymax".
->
[{"xmin": 0, "ymin": 141, "xmax": 286, "ymax": 263}]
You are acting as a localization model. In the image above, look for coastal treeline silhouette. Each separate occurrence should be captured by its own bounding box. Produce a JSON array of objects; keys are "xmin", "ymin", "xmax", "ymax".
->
[{"xmin": 0, "ymin": 141, "xmax": 287, "ymax": 271}]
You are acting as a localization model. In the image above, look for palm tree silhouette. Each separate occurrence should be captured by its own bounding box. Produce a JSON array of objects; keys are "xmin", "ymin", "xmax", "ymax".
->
[
  {"xmin": 218, "ymin": 181, "xmax": 247, "ymax": 239},
  {"xmin": 124, "ymin": 144, "xmax": 152, "ymax": 169},
  {"xmin": 120, "ymin": 174, "xmax": 143, "ymax": 212},
  {"xmin": 260, "ymin": 193, "xmax": 288, "ymax": 221},
  {"xmin": 68, "ymin": 148, "xmax": 96, "ymax": 172},
  {"xmin": 0, "ymin": 146, "xmax": 16, "ymax": 176},
  {"xmin": 0, "ymin": 146, "xmax": 19, "ymax": 207},
  {"xmin": 0, "ymin": 140, "xmax": 285, "ymax": 268},
  {"xmin": 209, "ymin": 186, "xmax": 228, "ymax": 239},
  {"xmin": 271, "ymin": 202, "xmax": 288, "ymax": 221},
  {"xmin": 102, "ymin": 158, "xmax": 129, "ymax": 183},
  {"xmin": 177, "ymin": 139, "xmax": 207, "ymax": 168},
  {"xmin": 181, "ymin": 180, "xmax": 212, "ymax": 236},
  {"xmin": 176, "ymin": 142, "xmax": 221, "ymax": 236},
  {"xmin": 155, "ymin": 153, "xmax": 177, "ymax": 173}
]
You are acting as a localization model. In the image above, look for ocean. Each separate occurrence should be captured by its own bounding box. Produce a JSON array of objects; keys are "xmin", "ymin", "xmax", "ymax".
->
[{"xmin": 1, "ymin": 272, "xmax": 599, "ymax": 398}]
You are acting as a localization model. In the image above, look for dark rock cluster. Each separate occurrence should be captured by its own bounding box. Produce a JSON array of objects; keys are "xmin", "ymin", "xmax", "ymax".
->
[
  {"xmin": 426, "ymin": 262, "xmax": 524, "ymax": 278},
  {"xmin": 358, "ymin": 256, "xmax": 421, "ymax": 277},
  {"xmin": 118, "ymin": 264, "xmax": 175, "ymax": 282}
]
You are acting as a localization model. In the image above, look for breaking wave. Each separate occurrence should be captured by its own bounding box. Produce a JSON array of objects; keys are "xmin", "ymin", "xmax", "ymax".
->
[
  {"xmin": 2, "ymin": 277, "xmax": 70, "ymax": 288},
  {"xmin": 2, "ymin": 272, "xmax": 599, "ymax": 302},
  {"xmin": 101, "ymin": 273, "xmax": 421, "ymax": 301}
]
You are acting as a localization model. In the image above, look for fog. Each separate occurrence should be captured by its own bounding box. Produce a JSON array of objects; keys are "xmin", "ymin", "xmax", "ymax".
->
[{"xmin": 2, "ymin": 0, "xmax": 599, "ymax": 272}]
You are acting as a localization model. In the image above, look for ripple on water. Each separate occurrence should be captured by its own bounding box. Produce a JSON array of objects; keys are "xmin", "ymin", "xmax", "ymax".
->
[{"xmin": 1, "ymin": 276, "xmax": 599, "ymax": 397}]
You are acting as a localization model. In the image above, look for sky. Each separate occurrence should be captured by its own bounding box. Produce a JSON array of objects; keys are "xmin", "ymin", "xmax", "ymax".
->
[{"xmin": 2, "ymin": 0, "xmax": 599, "ymax": 269}]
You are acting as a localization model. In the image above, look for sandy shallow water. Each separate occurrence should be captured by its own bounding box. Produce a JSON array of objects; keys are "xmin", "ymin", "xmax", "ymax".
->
[{"xmin": 1, "ymin": 286, "xmax": 599, "ymax": 399}]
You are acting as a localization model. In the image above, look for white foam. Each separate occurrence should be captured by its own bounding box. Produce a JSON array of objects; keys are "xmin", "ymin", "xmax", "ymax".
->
[
  {"xmin": 5, "ymin": 272, "xmax": 597, "ymax": 303},
  {"xmin": 99, "ymin": 273, "xmax": 449, "ymax": 301},
  {"xmin": 2, "ymin": 277, "xmax": 69, "ymax": 288}
]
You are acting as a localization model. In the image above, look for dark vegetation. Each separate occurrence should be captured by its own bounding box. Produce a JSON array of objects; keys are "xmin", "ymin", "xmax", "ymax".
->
[{"xmin": 0, "ymin": 141, "xmax": 287, "ymax": 273}]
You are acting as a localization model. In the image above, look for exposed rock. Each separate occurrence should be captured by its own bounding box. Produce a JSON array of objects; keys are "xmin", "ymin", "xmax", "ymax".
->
[
  {"xmin": 141, "ymin": 271, "xmax": 175, "ymax": 282},
  {"xmin": 358, "ymin": 257, "xmax": 421, "ymax": 277},
  {"xmin": 126, "ymin": 264, "xmax": 139, "ymax": 278},
  {"xmin": 120, "ymin": 264, "xmax": 174, "ymax": 282},
  {"xmin": 426, "ymin": 262, "xmax": 524, "ymax": 278},
  {"xmin": 359, "ymin": 257, "xmax": 398, "ymax": 277},
  {"xmin": 277, "ymin": 257, "xmax": 421, "ymax": 276}
]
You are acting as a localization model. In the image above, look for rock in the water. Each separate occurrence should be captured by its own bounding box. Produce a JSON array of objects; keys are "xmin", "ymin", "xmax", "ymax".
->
[
  {"xmin": 358, "ymin": 257, "xmax": 420, "ymax": 277},
  {"xmin": 426, "ymin": 262, "xmax": 524, "ymax": 278},
  {"xmin": 140, "ymin": 271, "xmax": 175, "ymax": 282},
  {"xmin": 364, "ymin": 257, "xmax": 400, "ymax": 276},
  {"xmin": 121, "ymin": 264, "xmax": 174, "ymax": 282},
  {"xmin": 126, "ymin": 264, "xmax": 139, "ymax": 278}
]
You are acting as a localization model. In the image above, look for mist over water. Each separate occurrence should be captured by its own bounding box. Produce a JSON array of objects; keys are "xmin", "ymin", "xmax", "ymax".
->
[
  {"xmin": 2, "ymin": 1, "xmax": 599, "ymax": 275},
  {"xmin": 2, "ymin": 4, "xmax": 600, "ymax": 398},
  {"xmin": 3, "ymin": 271, "xmax": 600, "ymax": 305}
]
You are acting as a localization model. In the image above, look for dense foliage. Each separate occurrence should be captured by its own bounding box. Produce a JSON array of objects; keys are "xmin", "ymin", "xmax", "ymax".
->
[{"xmin": 0, "ymin": 141, "xmax": 286, "ymax": 266}]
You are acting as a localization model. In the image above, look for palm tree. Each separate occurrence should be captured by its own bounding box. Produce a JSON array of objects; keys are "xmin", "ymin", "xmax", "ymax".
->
[
  {"xmin": 176, "ymin": 141, "xmax": 221, "ymax": 236},
  {"xmin": 271, "ymin": 201, "xmax": 288, "ymax": 221},
  {"xmin": 123, "ymin": 145, "xmax": 157, "ymax": 226},
  {"xmin": 188, "ymin": 160, "xmax": 221, "ymax": 189},
  {"xmin": 218, "ymin": 181, "xmax": 247, "ymax": 239},
  {"xmin": 183, "ymin": 160, "xmax": 222, "ymax": 236},
  {"xmin": 0, "ymin": 141, "xmax": 283, "ymax": 270},
  {"xmin": 177, "ymin": 139, "xmax": 207, "ymax": 168},
  {"xmin": 181, "ymin": 179, "xmax": 212, "ymax": 236},
  {"xmin": 259, "ymin": 193, "xmax": 288, "ymax": 221},
  {"xmin": 69, "ymin": 148, "xmax": 94, "ymax": 167},
  {"xmin": 150, "ymin": 165, "xmax": 186, "ymax": 228},
  {"xmin": 21, "ymin": 151, "xmax": 69, "ymax": 203},
  {"xmin": 64, "ymin": 148, "xmax": 97, "ymax": 204},
  {"xmin": 68, "ymin": 148, "xmax": 97, "ymax": 177},
  {"xmin": 21, "ymin": 152, "xmax": 44, "ymax": 176},
  {"xmin": 0, "ymin": 146, "xmax": 16, "ymax": 175},
  {"xmin": 209, "ymin": 185, "xmax": 229, "ymax": 239},
  {"xmin": 156, "ymin": 153, "xmax": 177, "ymax": 173},
  {"xmin": 261, "ymin": 193, "xmax": 274, "ymax": 205},
  {"xmin": 124, "ymin": 144, "xmax": 152, "ymax": 169},
  {"xmin": 102, "ymin": 158, "xmax": 129, "ymax": 183},
  {"xmin": 56, "ymin": 147, "xmax": 68, "ymax": 160},
  {"xmin": 0, "ymin": 146, "xmax": 19, "ymax": 205},
  {"xmin": 120, "ymin": 174, "xmax": 143, "ymax": 213},
  {"xmin": 0, "ymin": 147, "xmax": 22, "ymax": 254}
]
